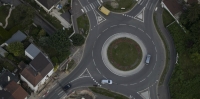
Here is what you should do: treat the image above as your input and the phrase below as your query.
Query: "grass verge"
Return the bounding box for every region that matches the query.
[162,9,175,27]
[89,87,129,99]
[0,5,10,25]
[77,14,89,36]
[107,38,142,71]
[67,59,75,72]
[103,0,137,13]
[153,13,170,85]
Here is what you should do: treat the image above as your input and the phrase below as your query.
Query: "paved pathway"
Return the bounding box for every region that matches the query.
[101,33,147,77]
[3,5,13,28]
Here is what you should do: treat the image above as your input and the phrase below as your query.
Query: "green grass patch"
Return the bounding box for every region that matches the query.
[107,38,142,71]
[77,14,89,36]
[67,59,75,71]
[162,9,175,27]
[103,0,137,13]
[153,13,170,85]
[89,87,128,99]
[0,5,10,25]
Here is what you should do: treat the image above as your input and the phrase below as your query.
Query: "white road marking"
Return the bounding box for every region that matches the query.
[90,4,94,9]
[97,34,101,38]
[93,59,96,66]
[102,75,107,79]
[58,91,63,95]
[86,6,90,11]
[97,0,101,5]
[52,84,57,88]
[140,0,145,5]
[120,84,128,86]
[153,63,156,70]
[110,25,117,27]
[146,33,151,39]
[138,28,144,32]
[91,3,96,9]
[146,0,150,7]
[96,68,101,74]
[129,25,136,28]
[147,71,152,77]
[140,78,146,82]
[152,41,155,45]
[103,28,108,32]
[83,7,87,12]
[130,83,137,85]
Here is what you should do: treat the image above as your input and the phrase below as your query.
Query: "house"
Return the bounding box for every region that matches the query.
[4,81,29,99]
[161,0,200,22]
[25,43,40,60]
[35,0,61,12]
[0,70,19,88]
[20,44,54,92]
[1,30,27,47]
[161,0,183,22]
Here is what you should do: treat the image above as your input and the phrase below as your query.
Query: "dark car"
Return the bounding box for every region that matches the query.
[63,84,71,91]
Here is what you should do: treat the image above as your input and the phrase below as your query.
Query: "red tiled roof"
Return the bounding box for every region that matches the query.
[6,81,28,99]
[20,66,43,87]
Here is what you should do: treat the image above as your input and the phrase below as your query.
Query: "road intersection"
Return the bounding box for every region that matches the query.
[44,0,166,99]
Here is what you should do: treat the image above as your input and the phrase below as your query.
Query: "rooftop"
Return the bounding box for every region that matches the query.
[5,30,27,45]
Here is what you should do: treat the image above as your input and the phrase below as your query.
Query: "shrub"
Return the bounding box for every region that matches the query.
[71,34,85,46]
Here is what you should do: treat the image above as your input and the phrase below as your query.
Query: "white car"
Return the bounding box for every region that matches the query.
[101,80,112,84]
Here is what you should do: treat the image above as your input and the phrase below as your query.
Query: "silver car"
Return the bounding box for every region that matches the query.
[101,80,112,84]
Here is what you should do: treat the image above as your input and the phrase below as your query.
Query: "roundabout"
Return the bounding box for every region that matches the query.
[107,37,142,71]
[102,33,147,77]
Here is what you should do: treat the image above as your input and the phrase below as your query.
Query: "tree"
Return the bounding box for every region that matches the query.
[38,29,46,37]
[71,34,85,46]
[7,42,24,56]
[48,30,71,52]
[186,4,200,24]
[190,52,200,66]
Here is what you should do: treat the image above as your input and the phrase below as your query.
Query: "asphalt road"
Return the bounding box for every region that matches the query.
[44,0,166,99]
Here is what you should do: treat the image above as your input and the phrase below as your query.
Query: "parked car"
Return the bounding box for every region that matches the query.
[63,84,71,91]
[101,80,112,84]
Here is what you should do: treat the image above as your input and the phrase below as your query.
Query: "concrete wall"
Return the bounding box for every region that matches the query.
[35,0,55,12]
[25,51,34,60]
[20,75,38,92]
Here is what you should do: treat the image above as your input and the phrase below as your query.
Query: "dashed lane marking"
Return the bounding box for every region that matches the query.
[110,25,117,27]
[130,83,137,85]
[146,33,151,39]
[138,28,144,32]
[129,25,136,28]
[140,78,146,82]
[93,59,96,66]
[147,71,152,77]
[96,68,101,74]
[103,28,108,32]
